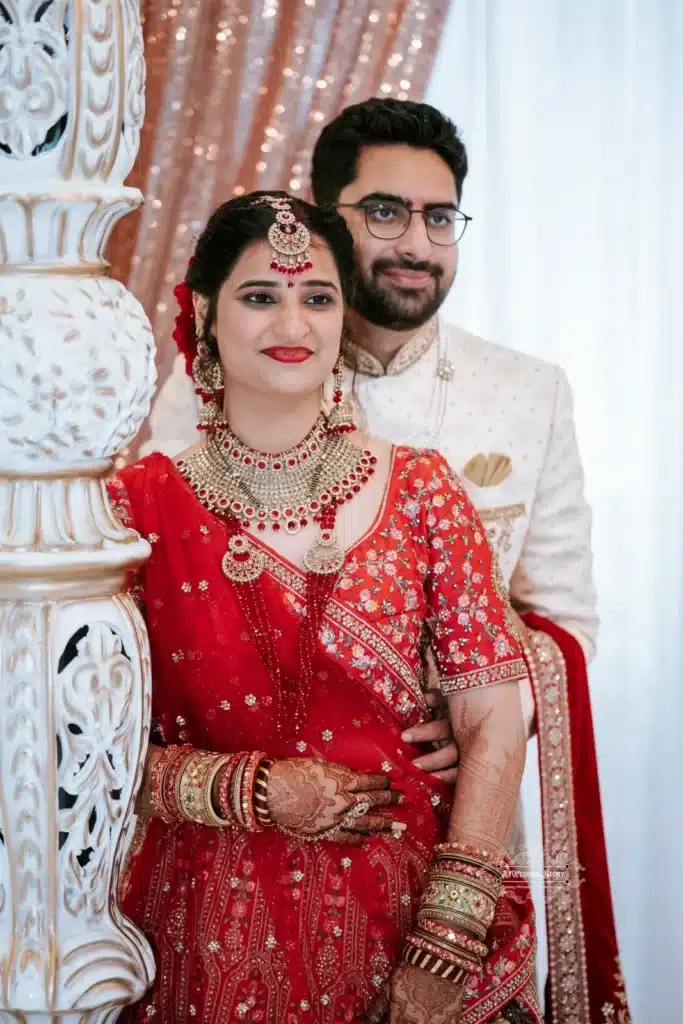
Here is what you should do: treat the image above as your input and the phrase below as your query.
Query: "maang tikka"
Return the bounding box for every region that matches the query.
[256,194,313,277]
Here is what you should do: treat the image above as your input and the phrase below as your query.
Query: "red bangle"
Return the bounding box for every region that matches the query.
[151,745,191,823]
[241,751,268,833]
[216,753,242,824]
[415,919,489,959]
[403,942,466,983]
[253,758,273,828]
[433,841,504,876]
[405,932,483,976]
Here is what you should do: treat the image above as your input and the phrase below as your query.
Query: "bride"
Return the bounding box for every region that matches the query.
[111,191,541,1023]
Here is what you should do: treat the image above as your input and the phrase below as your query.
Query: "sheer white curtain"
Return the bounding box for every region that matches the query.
[426,2,683,1020]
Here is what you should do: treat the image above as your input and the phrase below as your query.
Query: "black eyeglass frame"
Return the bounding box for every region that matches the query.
[334,199,472,246]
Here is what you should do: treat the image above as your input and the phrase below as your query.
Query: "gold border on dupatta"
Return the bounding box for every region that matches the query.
[459,944,537,1024]
[525,629,592,1024]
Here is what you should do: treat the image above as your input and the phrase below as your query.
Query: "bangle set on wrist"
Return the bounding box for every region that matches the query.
[403,840,504,983]
[150,745,273,830]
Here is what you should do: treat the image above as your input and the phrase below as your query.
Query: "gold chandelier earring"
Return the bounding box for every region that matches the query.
[327,354,356,435]
[192,293,226,431]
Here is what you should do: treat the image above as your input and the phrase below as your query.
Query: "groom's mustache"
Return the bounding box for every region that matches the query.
[371,258,443,281]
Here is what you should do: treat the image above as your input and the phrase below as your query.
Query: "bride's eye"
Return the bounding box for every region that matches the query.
[305,293,334,306]
[243,292,276,304]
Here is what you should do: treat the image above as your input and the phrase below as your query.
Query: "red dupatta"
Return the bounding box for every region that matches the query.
[522,612,631,1024]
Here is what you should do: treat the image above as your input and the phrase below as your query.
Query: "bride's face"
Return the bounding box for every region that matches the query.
[213,237,344,400]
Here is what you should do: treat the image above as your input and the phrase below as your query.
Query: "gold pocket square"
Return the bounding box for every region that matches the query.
[463,453,512,488]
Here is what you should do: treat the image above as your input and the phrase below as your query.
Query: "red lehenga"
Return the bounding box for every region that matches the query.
[109,446,542,1024]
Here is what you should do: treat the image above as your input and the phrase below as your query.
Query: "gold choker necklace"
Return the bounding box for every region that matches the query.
[177,416,376,577]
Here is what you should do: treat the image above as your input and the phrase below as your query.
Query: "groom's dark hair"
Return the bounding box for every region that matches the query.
[311,98,468,206]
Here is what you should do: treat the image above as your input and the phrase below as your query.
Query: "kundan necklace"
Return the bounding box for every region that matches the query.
[177,414,376,581]
[176,416,376,736]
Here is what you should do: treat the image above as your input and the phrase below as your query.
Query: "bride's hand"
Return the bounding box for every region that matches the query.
[389,963,464,1024]
[267,757,405,844]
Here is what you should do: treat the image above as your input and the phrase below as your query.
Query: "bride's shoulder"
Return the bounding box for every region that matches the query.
[391,444,453,477]
[389,445,467,501]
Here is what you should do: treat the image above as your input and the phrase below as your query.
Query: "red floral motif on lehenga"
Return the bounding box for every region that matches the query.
[110,448,538,1024]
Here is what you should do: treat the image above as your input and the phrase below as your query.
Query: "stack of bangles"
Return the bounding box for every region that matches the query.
[150,744,274,830]
[403,841,504,983]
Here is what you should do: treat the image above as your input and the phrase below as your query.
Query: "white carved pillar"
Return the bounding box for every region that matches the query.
[0,1,156,1021]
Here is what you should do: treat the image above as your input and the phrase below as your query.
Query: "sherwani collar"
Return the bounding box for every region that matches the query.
[345,317,439,377]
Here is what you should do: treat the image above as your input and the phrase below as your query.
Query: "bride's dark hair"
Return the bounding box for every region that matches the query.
[185,191,356,356]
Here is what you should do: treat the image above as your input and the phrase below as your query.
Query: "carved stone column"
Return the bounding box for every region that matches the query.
[0,1,156,1020]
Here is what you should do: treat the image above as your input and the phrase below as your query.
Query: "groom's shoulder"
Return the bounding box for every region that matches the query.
[443,319,562,388]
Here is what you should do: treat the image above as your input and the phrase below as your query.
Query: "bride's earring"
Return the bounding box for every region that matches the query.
[191,294,225,431]
[327,354,356,435]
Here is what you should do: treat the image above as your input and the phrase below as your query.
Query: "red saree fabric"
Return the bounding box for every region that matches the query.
[522,613,631,1024]
[110,448,541,1024]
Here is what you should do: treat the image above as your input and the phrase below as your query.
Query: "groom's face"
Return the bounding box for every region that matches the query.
[337,144,459,331]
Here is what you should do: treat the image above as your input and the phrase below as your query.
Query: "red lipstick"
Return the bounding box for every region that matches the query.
[261,346,313,364]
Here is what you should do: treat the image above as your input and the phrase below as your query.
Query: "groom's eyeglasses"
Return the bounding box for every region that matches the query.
[335,195,472,246]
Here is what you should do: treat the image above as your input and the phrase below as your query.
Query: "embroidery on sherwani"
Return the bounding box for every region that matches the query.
[345,317,438,377]
[478,504,527,554]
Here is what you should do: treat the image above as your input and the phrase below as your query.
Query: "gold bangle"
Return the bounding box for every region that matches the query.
[429,868,501,904]
[177,751,231,827]
[422,878,497,929]
[203,754,232,826]
[436,851,505,884]
[230,753,250,828]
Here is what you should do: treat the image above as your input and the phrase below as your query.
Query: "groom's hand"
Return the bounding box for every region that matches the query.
[401,691,460,785]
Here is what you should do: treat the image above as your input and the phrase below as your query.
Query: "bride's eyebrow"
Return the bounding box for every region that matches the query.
[300,279,339,291]
[236,279,281,289]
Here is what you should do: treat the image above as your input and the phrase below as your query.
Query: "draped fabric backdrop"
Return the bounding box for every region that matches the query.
[108,0,449,453]
[426,2,683,1021]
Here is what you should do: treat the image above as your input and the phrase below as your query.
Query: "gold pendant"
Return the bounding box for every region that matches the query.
[303,532,345,575]
[221,535,265,583]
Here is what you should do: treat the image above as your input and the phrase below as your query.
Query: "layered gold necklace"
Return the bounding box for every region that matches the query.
[177,415,376,579]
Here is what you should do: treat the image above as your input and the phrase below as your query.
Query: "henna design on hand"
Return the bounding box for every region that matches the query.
[390,963,463,1024]
[447,685,526,854]
[267,758,401,839]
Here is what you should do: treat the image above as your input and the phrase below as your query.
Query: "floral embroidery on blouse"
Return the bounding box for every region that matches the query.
[334,449,527,698]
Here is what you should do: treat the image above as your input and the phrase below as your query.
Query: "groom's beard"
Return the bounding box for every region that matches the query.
[352,257,451,331]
